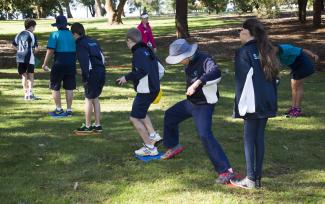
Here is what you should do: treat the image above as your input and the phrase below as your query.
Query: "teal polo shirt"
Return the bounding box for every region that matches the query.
[277,44,302,66]
[47,29,76,69]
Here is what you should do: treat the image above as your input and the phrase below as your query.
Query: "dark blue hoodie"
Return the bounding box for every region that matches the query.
[233,40,277,119]
[125,42,160,93]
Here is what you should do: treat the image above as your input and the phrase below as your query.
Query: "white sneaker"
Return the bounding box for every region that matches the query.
[150,133,162,144]
[135,145,158,156]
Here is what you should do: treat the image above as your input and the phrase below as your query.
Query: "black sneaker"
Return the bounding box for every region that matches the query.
[92,125,103,133]
[49,108,65,116]
[74,124,94,135]
[216,171,236,184]
[66,110,72,117]
[255,178,261,188]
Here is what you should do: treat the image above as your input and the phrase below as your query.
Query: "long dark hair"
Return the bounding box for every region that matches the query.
[243,18,279,81]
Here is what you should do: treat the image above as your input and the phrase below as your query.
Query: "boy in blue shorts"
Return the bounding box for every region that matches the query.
[12,19,39,100]
[42,15,76,117]
[276,44,319,117]
[71,23,106,134]
[116,28,162,156]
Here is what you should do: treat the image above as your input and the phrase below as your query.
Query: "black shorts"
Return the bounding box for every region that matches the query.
[84,73,105,99]
[130,92,159,119]
[18,63,34,75]
[50,65,76,91]
[290,52,315,80]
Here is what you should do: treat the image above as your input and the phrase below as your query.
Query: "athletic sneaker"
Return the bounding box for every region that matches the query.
[74,123,94,135]
[66,110,73,117]
[149,132,163,145]
[134,144,159,156]
[230,177,256,189]
[160,145,185,160]
[287,107,303,118]
[92,125,103,133]
[285,106,294,115]
[216,171,236,184]
[50,108,65,116]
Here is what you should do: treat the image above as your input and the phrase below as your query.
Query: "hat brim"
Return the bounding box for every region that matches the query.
[140,14,149,18]
[165,43,198,64]
[51,23,72,27]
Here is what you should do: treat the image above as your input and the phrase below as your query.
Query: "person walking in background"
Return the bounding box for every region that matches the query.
[276,44,318,117]
[137,12,157,53]
[230,18,279,189]
[163,39,236,184]
[12,19,39,100]
[71,22,106,135]
[116,28,162,156]
[42,15,76,117]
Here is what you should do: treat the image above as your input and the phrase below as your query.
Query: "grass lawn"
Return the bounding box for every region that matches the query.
[0,15,324,203]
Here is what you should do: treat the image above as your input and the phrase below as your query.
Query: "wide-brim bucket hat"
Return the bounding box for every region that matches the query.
[51,15,71,27]
[166,39,198,64]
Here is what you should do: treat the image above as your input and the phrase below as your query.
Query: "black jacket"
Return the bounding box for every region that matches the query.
[233,40,277,119]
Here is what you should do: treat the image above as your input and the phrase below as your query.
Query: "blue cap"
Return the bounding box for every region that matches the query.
[51,15,71,28]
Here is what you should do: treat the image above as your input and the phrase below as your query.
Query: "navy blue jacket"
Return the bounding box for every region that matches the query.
[125,43,160,93]
[233,40,277,119]
[185,51,221,105]
[76,36,106,83]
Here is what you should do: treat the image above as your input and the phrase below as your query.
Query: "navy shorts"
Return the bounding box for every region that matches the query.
[130,92,159,119]
[18,63,34,75]
[50,64,76,91]
[290,52,315,80]
[84,72,105,99]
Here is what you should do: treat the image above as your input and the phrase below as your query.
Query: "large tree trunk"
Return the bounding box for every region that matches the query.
[88,5,96,17]
[95,0,105,17]
[313,0,322,27]
[176,0,189,38]
[64,0,73,18]
[298,0,308,23]
[105,0,126,24]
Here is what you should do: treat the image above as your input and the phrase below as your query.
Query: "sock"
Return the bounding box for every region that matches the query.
[145,144,155,149]
[228,168,233,173]
[67,108,72,112]
[56,107,63,111]
[149,131,156,138]
[95,124,101,127]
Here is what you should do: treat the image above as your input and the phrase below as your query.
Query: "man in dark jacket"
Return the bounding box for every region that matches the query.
[116,28,162,156]
[163,39,235,184]
[71,22,106,135]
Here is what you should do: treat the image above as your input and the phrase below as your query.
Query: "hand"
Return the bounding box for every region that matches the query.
[186,80,202,96]
[116,76,127,85]
[313,54,319,62]
[42,64,50,72]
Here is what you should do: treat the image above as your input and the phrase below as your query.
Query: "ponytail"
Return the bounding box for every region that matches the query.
[243,19,279,81]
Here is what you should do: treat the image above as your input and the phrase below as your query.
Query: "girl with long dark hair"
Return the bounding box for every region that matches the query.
[230,18,279,189]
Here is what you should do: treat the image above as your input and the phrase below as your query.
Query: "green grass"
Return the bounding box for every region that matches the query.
[0,16,325,203]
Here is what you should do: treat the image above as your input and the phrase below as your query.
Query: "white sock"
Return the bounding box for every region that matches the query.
[149,131,156,138]
[67,108,72,112]
[56,107,63,111]
[228,168,233,173]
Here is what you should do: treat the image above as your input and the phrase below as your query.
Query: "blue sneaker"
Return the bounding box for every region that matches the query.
[49,108,65,117]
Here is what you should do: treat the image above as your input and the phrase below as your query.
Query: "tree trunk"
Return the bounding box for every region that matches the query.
[313,0,322,27]
[57,2,64,16]
[105,0,126,25]
[176,0,189,38]
[298,0,307,23]
[64,0,73,18]
[95,0,104,17]
[88,5,96,17]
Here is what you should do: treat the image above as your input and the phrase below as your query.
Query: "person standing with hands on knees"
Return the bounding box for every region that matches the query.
[71,22,106,134]
[230,18,279,189]
[42,15,76,117]
[163,39,236,184]
[116,28,162,156]
[137,12,157,53]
